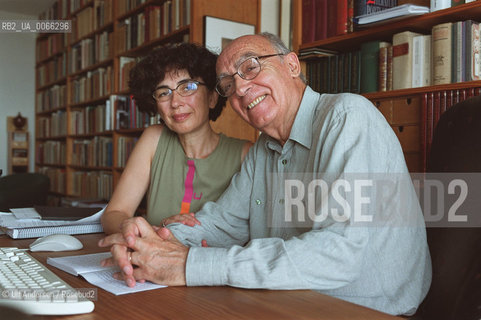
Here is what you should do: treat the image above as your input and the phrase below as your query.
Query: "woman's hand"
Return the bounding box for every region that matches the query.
[161,213,201,227]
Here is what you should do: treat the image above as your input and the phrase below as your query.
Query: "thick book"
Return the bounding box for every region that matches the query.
[354,0,397,16]
[412,34,432,88]
[432,22,453,85]
[465,20,481,81]
[431,0,451,11]
[47,252,166,295]
[392,31,422,90]
[360,40,390,93]
[302,0,316,43]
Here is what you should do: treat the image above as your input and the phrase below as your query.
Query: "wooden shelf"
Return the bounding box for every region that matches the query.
[299,2,481,52]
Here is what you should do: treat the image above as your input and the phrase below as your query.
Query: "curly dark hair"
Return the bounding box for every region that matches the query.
[128,42,227,121]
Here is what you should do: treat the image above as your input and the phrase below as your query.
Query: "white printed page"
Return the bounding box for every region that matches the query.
[47,252,113,276]
[81,269,167,295]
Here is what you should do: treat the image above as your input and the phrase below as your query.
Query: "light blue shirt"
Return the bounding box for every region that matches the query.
[169,87,431,315]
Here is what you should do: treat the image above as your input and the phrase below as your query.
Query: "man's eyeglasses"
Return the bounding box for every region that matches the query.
[152,80,206,102]
[215,53,284,98]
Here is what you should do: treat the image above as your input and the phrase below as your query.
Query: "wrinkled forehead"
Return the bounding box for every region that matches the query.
[217,36,273,75]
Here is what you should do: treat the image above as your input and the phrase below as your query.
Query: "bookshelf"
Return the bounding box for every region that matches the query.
[293,0,481,172]
[35,0,260,204]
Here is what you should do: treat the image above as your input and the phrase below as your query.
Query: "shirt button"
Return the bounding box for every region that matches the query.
[255,199,262,205]
[279,199,285,204]
[281,159,288,165]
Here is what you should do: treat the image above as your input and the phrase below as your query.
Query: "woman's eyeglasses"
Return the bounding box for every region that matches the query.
[152,80,206,102]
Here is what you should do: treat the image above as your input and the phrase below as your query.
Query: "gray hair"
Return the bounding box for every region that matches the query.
[258,32,307,83]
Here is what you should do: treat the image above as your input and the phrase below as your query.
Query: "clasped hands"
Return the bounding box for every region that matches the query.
[98,215,196,287]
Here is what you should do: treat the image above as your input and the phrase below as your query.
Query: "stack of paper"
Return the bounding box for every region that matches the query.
[0,207,104,239]
[354,4,430,26]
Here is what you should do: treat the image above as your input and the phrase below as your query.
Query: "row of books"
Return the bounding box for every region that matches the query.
[68,170,112,200]
[305,19,481,94]
[304,51,361,94]
[36,84,67,113]
[302,0,399,43]
[421,87,481,170]
[37,167,66,195]
[117,136,138,168]
[116,1,190,54]
[70,103,113,135]
[69,31,113,74]
[70,66,113,104]
[114,94,160,130]
[36,141,66,165]
[36,111,67,138]
[119,56,137,91]
[36,34,67,62]
[71,137,113,168]
[37,53,67,88]
[69,1,113,45]
[39,0,91,21]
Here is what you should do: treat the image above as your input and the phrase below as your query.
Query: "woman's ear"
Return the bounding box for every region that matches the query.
[285,52,302,78]
[209,91,219,109]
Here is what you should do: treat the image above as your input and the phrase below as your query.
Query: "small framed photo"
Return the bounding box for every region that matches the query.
[204,16,256,54]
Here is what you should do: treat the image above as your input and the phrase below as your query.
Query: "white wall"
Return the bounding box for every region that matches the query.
[261,0,280,35]
[0,11,37,175]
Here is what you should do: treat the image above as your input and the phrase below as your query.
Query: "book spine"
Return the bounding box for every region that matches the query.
[412,36,423,88]
[392,31,420,90]
[432,23,453,85]
[379,46,389,91]
[337,0,348,36]
[350,50,361,93]
[431,0,451,11]
[387,46,393,91]
[451,0,465,6]
[302,0,316,43]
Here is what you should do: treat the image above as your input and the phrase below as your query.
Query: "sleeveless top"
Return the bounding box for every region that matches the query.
[146,127,247,225]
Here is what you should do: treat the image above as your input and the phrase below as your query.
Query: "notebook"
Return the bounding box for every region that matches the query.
[47,252,167,295]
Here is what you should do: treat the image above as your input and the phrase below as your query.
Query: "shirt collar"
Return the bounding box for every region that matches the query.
[264,86,318,151]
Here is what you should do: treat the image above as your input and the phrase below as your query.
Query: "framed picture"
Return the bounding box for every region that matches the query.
[204,16,255,54]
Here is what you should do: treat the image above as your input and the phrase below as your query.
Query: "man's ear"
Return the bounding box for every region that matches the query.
[285,52,302,78]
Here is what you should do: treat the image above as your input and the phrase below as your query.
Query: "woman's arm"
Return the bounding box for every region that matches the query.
[101,125,163,234]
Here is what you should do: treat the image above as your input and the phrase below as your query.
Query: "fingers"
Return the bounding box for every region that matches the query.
[98,233,127,247]
[201,239,209,247]
[116,217,158,248]
[163,213,201,227]
[157,227,180,243]
[110,244,136,287]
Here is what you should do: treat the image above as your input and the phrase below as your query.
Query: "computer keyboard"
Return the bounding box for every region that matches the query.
[0,247,94,315]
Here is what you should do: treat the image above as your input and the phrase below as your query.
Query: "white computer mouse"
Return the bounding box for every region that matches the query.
[29,234,84,252]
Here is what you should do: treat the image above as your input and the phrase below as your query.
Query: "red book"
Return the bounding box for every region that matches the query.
[421,93,428,172]
[302,0,316,43]
[326,0,338,38]
[315,0,328,40]
[433,91,441,130]
[337,0,348,35]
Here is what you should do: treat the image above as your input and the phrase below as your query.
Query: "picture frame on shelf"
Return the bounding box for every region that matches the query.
[204,16,255,54]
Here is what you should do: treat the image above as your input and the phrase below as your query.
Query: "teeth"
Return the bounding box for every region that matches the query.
[247,95,266,109]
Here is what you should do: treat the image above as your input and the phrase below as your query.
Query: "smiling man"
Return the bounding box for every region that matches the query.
[100,33,431,316]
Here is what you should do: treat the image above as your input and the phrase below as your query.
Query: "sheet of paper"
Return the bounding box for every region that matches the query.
[81,269,167,295]
[10,208,41,219]
[47,252,112,276]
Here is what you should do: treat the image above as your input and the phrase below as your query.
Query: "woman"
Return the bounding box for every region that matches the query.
[101,42,251,235]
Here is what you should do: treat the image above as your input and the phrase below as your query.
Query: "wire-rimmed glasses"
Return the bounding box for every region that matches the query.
[215,53,284,97]
[152,80,206,102]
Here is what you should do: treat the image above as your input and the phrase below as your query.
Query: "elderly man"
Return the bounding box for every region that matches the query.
[100,33,431,316]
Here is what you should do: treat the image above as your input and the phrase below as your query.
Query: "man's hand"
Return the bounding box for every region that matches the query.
[99,216,188,287]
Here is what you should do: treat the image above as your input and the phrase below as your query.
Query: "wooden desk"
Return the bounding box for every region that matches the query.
[0,234,401,320]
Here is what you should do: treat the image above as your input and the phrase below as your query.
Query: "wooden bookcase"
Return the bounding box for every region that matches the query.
[292,0,481,172]
[34,0,260,203]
